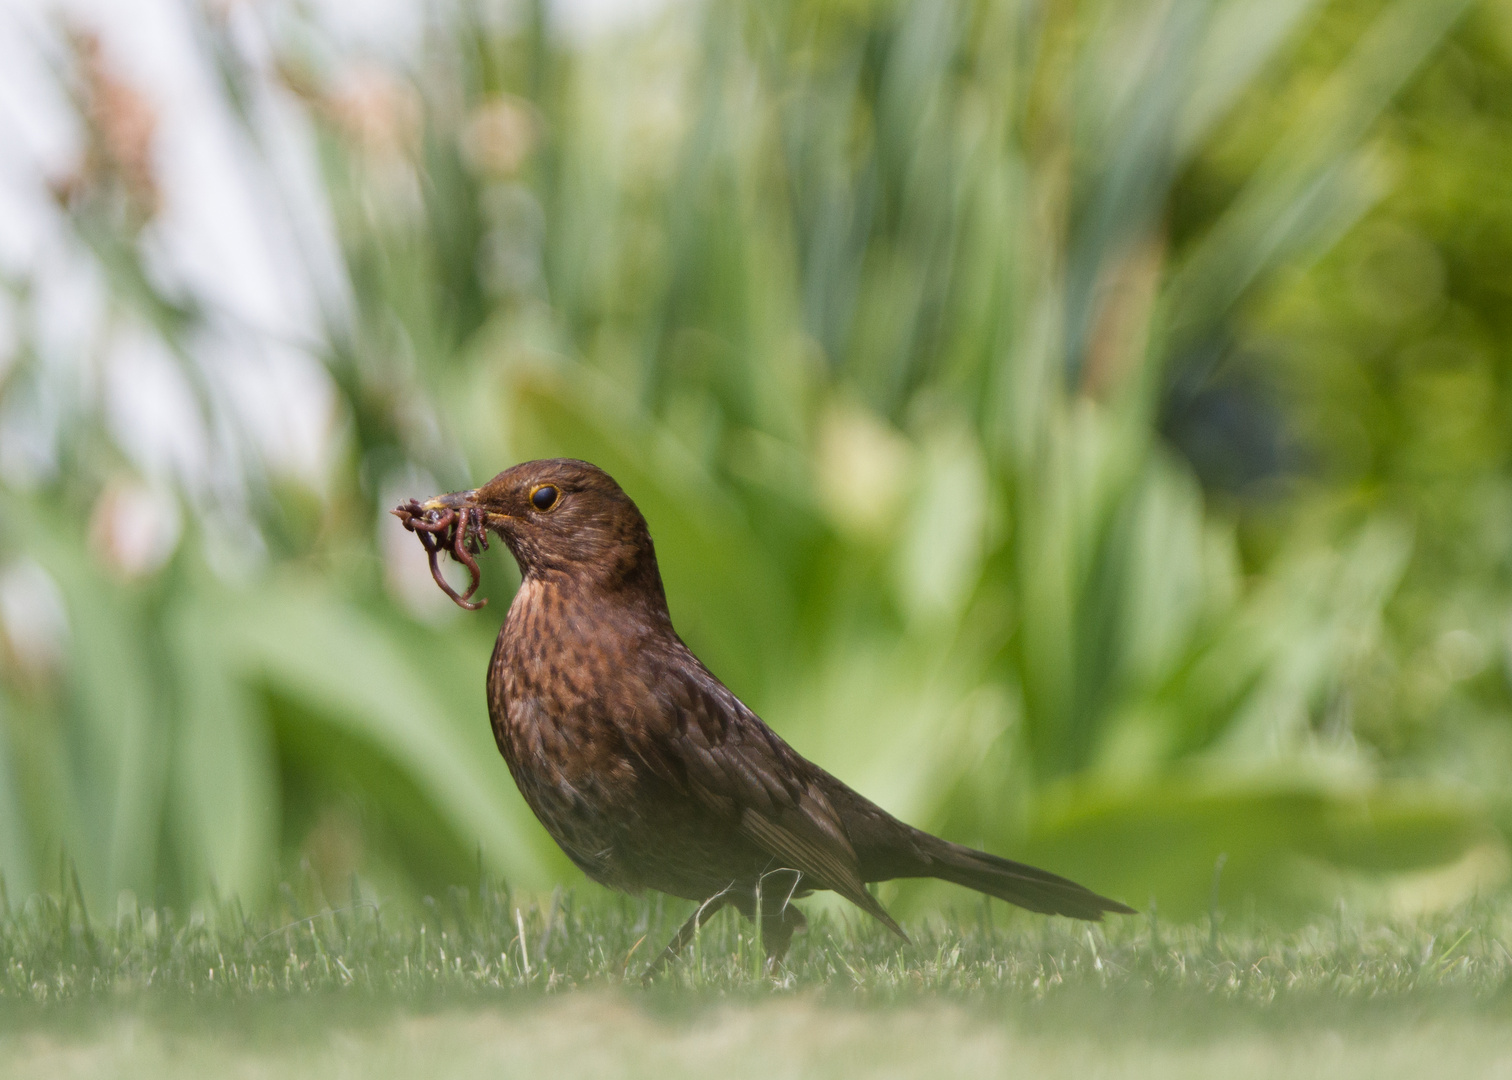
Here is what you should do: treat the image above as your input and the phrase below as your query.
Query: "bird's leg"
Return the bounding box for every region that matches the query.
[744,869,807,971]
[641,891,732,984]
[757,904,807,969]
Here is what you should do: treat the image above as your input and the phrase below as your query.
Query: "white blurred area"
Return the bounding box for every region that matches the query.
[0,0,341,503]
[0,0,669,586]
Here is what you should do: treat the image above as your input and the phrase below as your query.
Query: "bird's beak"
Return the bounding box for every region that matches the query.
[421,489,479,512]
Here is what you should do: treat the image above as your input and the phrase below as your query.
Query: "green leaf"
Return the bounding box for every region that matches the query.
[1024,778,1494,921]
[226,576,557,888]
[23,534,167,905]
[167,588,278,904]
[1168,0,1478,345]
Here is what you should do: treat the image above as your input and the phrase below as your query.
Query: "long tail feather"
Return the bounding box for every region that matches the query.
[916,836,1135,920]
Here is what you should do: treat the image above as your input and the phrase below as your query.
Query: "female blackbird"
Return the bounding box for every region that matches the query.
[408,458,1131,974]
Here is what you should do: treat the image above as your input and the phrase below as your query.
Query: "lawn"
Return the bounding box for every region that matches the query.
[0,882,1508,1077]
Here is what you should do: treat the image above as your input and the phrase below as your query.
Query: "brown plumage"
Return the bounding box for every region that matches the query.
[398,458,1132,975]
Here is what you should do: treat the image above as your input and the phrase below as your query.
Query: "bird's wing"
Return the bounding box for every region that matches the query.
[628,653,905,939]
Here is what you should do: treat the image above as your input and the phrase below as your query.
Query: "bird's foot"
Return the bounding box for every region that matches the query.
[639,892,734,986]
[758,903,807,970]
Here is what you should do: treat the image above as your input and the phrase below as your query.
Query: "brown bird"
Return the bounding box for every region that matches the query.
[396,458,1132,976]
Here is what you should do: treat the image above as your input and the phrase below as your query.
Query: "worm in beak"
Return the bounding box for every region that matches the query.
[391,494,489,610]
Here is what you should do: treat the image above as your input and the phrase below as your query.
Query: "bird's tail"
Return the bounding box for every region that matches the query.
[916,834,1134,920]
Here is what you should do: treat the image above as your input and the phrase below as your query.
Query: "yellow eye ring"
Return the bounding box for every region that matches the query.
[529,484,561,512]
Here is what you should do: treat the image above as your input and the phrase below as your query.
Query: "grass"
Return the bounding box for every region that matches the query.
[0,881,1509,1076]
[5,878,1509,1001]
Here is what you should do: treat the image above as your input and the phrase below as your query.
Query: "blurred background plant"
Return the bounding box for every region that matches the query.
[0,0,1508,922]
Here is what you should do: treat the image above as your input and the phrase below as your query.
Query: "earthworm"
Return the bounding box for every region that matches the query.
[391,499,488,610]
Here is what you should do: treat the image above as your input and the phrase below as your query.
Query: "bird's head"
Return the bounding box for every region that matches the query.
[412,458,665,599]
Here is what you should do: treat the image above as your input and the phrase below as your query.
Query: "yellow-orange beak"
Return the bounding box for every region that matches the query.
[421,489,478,512]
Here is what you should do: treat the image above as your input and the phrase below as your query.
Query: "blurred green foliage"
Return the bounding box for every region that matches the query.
[4,0,1512,922]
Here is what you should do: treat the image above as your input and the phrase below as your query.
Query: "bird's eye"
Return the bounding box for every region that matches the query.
[530,484,560,512]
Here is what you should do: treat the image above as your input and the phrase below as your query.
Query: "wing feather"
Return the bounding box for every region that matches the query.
[625,651,907,940]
